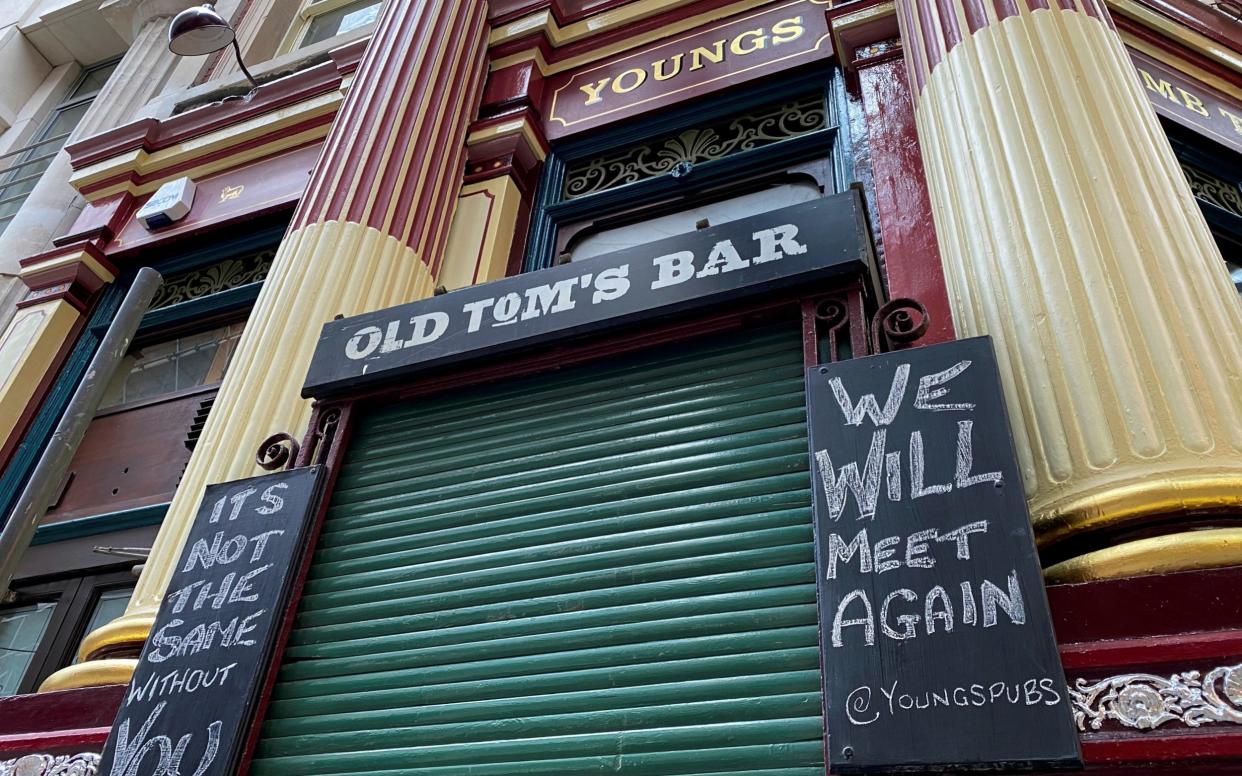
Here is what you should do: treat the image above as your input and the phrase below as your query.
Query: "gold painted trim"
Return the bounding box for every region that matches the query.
[19,250,116,285]
[490,0,832,76]
[547,0,834,130]
[1121,31,1242,102]
[1107,0,1242,75]
[77,613,156,662]
[834,1,897,33]
[831,1,896,64]
[1034,472,1242,548]
[466,117,548,161]
[1045,528,1242,583]
[39,659,137,693]
[70,91,342,202]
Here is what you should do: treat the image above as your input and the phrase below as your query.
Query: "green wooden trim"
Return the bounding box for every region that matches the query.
[31,502,168,546]
[137,281,264,334]
[523,67,846,273]
[0,222,286,534]
[0,280,127,527]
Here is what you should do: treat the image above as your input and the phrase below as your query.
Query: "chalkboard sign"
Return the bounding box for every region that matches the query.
[96,466,326,776]
[806,337,1081,772]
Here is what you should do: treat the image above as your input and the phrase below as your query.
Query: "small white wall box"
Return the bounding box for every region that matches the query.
[137,177,197,229]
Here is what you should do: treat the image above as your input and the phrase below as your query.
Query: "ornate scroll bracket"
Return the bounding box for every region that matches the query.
[256,432,300,471]
[0,753,100,775]
[869,297,930,354]
[1069,664,1242,732]
[297,406,344,468]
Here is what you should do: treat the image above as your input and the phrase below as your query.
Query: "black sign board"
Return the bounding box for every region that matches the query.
[806,337,1081,772]
[303,191,872,397]
[97,466,326,776]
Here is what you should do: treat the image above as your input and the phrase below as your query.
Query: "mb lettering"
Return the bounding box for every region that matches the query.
[342,222,807,361]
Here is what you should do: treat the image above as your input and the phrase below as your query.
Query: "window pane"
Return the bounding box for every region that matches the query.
[0,94,96,233]
[0,603,55,696]
[99,322,245,409]
[569,181,823,262]
[74,588,133,663]
[71,61,119,98]
[301,0,382,47]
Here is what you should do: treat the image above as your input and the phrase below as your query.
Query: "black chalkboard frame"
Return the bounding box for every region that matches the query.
[805,336,1083,774]
[95,465,330,776]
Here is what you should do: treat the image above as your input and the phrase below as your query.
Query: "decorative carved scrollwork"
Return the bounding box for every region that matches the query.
[1180,161,1242,219]
[150,249,275,309]
[1069,663,1242,731]
[869,298,930,354]
[0,753,99,776]
[563,93,827,199]
[256,432,300,471]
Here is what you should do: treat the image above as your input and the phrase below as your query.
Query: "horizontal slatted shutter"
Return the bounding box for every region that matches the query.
[252,323,824,775]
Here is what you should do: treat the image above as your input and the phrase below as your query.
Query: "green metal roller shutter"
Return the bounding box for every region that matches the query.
[252,323,824,775]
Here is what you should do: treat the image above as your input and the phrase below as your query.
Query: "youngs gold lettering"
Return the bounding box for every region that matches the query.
[578,15,806,107]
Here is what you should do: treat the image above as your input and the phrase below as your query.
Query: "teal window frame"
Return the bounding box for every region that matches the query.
[523,66,852,272]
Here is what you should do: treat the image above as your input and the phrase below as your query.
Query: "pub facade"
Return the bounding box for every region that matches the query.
[0,0,1238,772]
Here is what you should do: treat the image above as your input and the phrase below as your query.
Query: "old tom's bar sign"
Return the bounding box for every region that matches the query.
[807,338,1081,772]
[304,191,870,397]
[96,467,326,776]
[544,0,831,138]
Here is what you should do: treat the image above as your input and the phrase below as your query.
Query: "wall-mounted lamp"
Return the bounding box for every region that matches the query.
[168,3,259,88]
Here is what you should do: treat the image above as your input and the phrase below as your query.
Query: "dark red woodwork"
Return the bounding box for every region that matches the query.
[1127,0,1242,62]
[42,388,216,524]
[65,38,364,177]
[19,244,118,307]
[857,54,955,344]
[108,143,319,259]
[540,1,833,140]
[480,61,546,121]
[1048,566,1242,772]
[0,685,124,755]
[465,111,548,196]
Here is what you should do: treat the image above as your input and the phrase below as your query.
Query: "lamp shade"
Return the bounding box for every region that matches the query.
[168,4,235,56]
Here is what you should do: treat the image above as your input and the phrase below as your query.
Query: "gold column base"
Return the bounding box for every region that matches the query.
[38,659,137,693]
[37,613,153,692]
[1045,527,1242,583]
[1033,470,1242,548]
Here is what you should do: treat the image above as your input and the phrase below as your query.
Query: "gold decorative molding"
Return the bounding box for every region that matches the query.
[44,0,492,692]
[489,0,833,75]
[466,115,548,162]
[37,659,138,693]
[1107,0,1242,76]
[69,91,342,202]
[76,614,156,663]
[1045,528,1242,582]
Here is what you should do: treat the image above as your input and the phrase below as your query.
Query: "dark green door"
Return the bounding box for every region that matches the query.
[252,323,824,775]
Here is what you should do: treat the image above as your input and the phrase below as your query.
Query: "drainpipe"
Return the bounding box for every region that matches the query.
[0,267,162,600]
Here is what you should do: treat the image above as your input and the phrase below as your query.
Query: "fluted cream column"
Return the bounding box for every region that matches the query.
[895,0,1242,581]
[41,0,491,691]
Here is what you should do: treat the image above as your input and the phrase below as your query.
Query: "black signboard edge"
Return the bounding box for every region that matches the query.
[234,462,334,776]
[804,336,1084,774]
[301,191,876,400]
[97,464,331,776]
